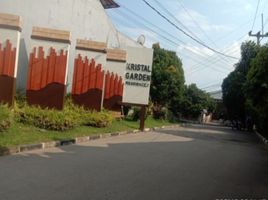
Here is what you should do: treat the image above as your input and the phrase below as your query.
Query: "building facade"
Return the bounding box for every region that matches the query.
[0,0,142,92]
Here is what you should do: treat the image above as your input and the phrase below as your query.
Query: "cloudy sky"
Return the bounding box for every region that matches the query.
[106,0,268,92]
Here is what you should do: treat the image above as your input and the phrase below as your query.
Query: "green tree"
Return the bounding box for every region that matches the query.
[150,43,185,117]
[245,44,268,134]
[222,70,246,121]
[222,41,259,122]
[150,43,216,120]
[178,84,216,119]
[236,41,259,74]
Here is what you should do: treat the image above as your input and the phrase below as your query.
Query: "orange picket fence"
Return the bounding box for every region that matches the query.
[27,47,67,91]
[72,55,104,95]
[0,40,16,77]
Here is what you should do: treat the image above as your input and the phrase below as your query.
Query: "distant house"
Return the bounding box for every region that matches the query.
[209,90,222,102]
[209,90,226,120]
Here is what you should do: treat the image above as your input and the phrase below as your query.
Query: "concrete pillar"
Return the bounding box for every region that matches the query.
[0,13,21,106]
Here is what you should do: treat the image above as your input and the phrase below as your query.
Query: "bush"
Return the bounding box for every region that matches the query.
[122,106,131,117]
[15,90,27,108]
[167,110,179,122]
[16,105,80,131]
[83,110,113,128]
[152,105,167,120]
[0,104,12,132]
[129,107,148,121]
[16,99,114,131]
[65,98,113,128]
[64,98,88,125]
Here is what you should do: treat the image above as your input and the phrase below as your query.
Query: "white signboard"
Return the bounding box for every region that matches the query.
[123,47,153,105]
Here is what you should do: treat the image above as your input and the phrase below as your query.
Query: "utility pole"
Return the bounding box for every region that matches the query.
[249,13,268,45]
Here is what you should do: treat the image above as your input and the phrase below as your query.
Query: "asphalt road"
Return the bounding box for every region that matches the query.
[0,124,268,200]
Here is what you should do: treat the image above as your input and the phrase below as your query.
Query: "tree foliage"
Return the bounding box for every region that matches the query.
[178,84,216,119]
[150,43,215,119]
[222,40,268,135]
[245,44,268,133]
[222,41,259,121]
[150,43,185,117]
[222,70,246,121]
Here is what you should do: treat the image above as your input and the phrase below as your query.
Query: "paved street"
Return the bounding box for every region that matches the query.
[0,124,268,200]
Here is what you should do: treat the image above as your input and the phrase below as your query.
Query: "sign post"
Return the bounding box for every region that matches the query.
[123,47,153,131]
[139,105,146,131]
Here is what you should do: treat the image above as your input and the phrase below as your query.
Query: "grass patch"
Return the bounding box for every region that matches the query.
[0,117,177,148]
[0,104,12,132]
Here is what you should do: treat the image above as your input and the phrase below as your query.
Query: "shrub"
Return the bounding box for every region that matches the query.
[16,105,80,131]
[152,106,167,120]
[129,107,148,121]
[65,98,113,128]
[122,106,131,117]
[15,90,27,108]
[83,110,113,128]
[0,104,12,132]
[167,110,179,122]
[64,98,88,125]
[16,99,114,131]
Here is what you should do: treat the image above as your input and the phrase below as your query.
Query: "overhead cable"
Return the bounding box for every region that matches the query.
[142,0,239,60]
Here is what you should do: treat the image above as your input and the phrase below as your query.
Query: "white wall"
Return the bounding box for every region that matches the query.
[0,0,142,92]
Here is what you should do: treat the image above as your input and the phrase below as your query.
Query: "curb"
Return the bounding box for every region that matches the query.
[255,130,268,145]
[0,124,180,157]
[20,143,43,152]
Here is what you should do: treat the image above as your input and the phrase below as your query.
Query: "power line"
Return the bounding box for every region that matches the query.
[251,0,261,31]
[199,80,223,89]
[115,5,186,45]
[264,16,268,27]
[185,44,240,74]
[214,20,251,42]
[115,1,246,65]
[189,35,250,78]
[110,8,235,73]
[152,0,206,46]
[153,0,233,66]
[183,29,250,73]
[176,0,217,48]
[118,4,233,66]
[142,0,239,60]
[111,7,227,65]
[187,33,248,73]
[176,0,232,66]
[112,10,182,45]
[200,83,222,90]
[109,2,248,76]
[260,0,268,14]
[111,10,228,74]
[249,14,268,45]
